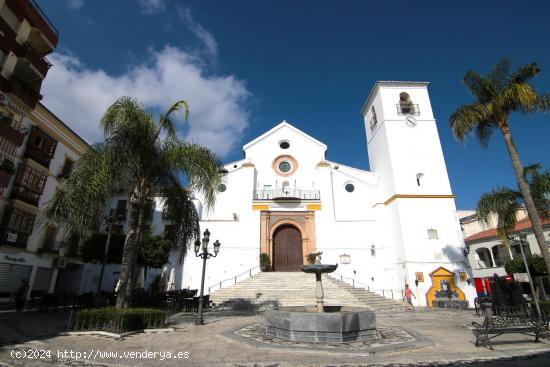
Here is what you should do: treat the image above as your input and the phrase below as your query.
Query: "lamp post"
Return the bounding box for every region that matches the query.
[96,215,123,297]
[509,233,541,317]
[194,229,221,325]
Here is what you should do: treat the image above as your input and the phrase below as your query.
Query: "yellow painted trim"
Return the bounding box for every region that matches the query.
[372,194,456,207]
[306,204,321,211]
[252,204,269,211]
[252,200,321,204]
[316,161,331,168]
[241,162,255,167]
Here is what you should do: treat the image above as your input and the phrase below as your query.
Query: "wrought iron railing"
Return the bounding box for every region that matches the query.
[396,103,420,116]
[253,188,320,200]
[208,265,260,294]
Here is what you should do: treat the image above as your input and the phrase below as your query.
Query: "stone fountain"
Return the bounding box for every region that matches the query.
[264,258,378,343]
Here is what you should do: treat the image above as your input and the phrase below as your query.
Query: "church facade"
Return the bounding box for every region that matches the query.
[178,81,476,307]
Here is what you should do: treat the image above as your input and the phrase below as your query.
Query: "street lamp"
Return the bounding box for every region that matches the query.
[96,215,123,299]
[508,233,541,317]
[194,229,221,325]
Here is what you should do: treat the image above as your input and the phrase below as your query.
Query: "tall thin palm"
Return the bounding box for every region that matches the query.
[476,164,550,244]
[44,97,223,308]
[450,59,550,272]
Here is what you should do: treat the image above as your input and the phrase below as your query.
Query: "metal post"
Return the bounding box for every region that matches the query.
[518,237,541,317]
[196,251,208,325]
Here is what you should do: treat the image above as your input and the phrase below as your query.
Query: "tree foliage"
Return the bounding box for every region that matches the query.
[504,254,548,277]
[43,97,223,307]
[476,164,550,245]
[451,58,550,274]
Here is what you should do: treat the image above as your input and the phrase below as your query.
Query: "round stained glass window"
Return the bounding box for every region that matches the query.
[278,161,291,173]
[218,184,227,192]
[345,183,355,192]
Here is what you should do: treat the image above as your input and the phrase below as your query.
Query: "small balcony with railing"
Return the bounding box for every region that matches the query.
[11,183,41,206]
[0,206,36,249]
[24,126,57,168]
[253,187,320,201]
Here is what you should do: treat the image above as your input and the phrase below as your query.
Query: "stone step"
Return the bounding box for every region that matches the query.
[210,271,407,312]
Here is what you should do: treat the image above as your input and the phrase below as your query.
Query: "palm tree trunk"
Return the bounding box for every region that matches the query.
[501,125,550,273]
[116,195,145,308]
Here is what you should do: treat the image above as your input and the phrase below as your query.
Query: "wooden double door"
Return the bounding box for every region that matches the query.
[272,224,303,272]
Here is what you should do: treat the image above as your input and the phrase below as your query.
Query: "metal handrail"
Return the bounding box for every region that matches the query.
[328,273,405,300]
[207,265,260,294]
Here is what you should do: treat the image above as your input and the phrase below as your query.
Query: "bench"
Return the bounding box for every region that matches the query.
[472,315,549,349]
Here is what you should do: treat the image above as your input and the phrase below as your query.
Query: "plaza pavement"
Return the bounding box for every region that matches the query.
[0,308,549,366]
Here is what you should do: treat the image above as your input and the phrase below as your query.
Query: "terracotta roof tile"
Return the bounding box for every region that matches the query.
[464,217,550,243]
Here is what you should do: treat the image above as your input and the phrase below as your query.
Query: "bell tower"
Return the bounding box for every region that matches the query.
[360,81,475,307]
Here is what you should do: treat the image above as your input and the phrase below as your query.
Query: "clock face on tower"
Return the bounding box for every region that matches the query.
[405,116,417,127]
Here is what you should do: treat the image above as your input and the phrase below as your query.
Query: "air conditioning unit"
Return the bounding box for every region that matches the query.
[53,257,67,268]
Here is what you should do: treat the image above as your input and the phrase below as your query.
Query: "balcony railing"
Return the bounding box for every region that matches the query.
[0,228,30,248]
[476,256,513,269]
[24,145,51,168]
[396,103,420,116]
[11,183,41,206]
[253,188,320,200]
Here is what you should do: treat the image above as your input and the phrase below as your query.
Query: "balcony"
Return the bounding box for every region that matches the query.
[0,206,36,248]
[0,113,25,147]
[253,188,320,200]
[24,145,50,168]
[0,228,29,248]
[15,43,50,78]
[0,16,18,52]
[5,0,58,54]
[0,75,42,109]
[11,183,41,206]
[396,103,420,116]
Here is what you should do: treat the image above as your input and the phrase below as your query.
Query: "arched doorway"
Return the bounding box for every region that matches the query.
[272,224,303,272]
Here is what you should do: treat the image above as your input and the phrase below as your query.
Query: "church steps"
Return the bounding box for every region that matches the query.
[209,272,407,313]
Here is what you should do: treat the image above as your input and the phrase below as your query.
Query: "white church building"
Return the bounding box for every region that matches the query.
[176,81,477,308]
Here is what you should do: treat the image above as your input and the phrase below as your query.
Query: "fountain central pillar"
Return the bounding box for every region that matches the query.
[315,273,324,313]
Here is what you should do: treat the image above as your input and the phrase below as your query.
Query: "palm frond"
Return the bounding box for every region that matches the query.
[156,100,190,140]
[502,83,539,113]
[449,103,494,144]
[101,97,153,137]
[157,174,200,262]
[476,187,523,245]
[508,62,540,84]
[524,164,550,220]
[488,58,512,92]
[463,70,494,102]
[164,141,223,208]
[40,144,112,239]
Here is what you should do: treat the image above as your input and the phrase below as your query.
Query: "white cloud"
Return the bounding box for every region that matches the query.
[41,47,251,157]
[178,8,218,59]
[67,0,84,10]
[138,0,169,14]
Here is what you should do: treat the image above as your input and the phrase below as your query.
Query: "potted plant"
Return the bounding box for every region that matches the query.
[259,252,270,271]
[306,251,323,264]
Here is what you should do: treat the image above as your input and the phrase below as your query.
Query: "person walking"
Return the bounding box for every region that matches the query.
[405,284,416,310]
[14,279,29,321]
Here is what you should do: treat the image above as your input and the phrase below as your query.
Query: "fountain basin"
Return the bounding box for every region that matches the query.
[265,306,378,343]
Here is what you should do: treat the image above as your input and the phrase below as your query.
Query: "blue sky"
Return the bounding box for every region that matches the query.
[40,0,550,210]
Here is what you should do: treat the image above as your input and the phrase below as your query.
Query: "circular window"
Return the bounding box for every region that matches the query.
[278,161,291,173]
[345,183,355,193]
[218,184,227,192]
[279,141,290,149]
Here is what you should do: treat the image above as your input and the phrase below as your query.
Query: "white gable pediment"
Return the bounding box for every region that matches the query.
[243,121,327,154]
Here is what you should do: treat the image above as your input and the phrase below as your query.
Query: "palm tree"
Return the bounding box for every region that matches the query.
[450,58,550,272]
[476,164,550,244]
[44,97,222,308]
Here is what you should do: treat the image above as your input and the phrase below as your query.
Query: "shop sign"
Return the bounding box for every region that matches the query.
[3,254,26,263]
